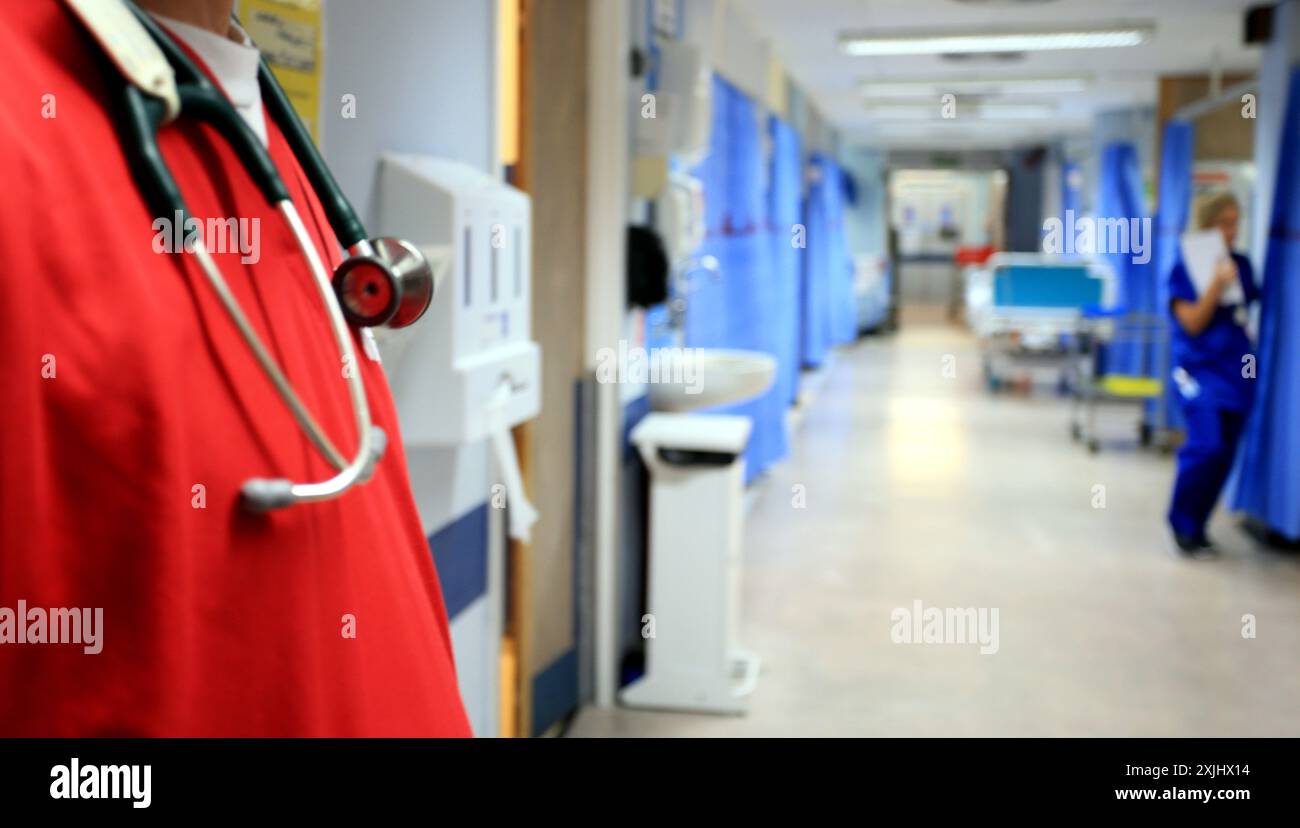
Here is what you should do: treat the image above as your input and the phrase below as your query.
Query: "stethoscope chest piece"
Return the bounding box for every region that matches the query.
[334,238,434,330]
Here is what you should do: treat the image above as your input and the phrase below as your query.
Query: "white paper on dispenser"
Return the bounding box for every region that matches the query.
[487,381,538,543]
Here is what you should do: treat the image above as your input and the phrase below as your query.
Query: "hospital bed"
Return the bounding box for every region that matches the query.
[966,254,1115,393]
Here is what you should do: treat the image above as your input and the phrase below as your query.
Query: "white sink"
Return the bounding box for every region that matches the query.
[648,349,777,412]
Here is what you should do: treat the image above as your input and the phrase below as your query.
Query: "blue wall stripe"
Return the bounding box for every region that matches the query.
[532,647,579,736]
[427,502,489,621]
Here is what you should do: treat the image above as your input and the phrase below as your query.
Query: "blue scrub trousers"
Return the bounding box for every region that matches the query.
[1167,404,1248,539]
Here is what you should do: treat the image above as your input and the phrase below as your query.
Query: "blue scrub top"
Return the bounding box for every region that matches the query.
[1167,252,1260,412]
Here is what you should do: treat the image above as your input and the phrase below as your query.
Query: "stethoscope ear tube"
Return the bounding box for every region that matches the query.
[126,4,290,207]
[176,86,290,204]
[258,61,368,250]
[119,84,186,220]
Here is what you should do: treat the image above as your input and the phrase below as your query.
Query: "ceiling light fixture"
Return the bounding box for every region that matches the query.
[976,103,1057,119]
[860,76,1090,98]
[863,103,1058,120]
[840,25,1152,57]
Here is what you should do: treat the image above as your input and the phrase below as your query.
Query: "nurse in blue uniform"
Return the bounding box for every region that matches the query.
[1166,193,1260,559]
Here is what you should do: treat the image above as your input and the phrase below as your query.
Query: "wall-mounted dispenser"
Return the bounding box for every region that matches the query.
[372,153,541,541]
[654,170,706,264]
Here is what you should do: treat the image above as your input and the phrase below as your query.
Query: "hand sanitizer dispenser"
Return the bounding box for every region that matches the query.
[371,153,541,540]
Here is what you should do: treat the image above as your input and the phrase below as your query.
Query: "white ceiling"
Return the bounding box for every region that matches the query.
[735,0,1264,150]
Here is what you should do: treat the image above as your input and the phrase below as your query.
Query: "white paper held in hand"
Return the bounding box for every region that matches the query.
[1179,229,1244,305]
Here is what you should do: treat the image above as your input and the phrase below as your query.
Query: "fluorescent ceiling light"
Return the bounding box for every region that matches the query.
[865,103,1056,120]
[864,106,942,121]
[840,26,1152,57]
[977,103,1057,119]
[861,77,1090,98]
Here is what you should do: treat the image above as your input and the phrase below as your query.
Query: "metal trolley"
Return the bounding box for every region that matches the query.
[1068,310,1172,454]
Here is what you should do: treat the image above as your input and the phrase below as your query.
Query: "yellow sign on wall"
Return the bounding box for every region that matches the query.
[237,0,323,143]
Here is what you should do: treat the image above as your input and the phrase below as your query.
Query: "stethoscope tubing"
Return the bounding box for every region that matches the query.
[189,231,346,471]
[269,200,375,502]
[117,7,384,511]
[184,198,379,510]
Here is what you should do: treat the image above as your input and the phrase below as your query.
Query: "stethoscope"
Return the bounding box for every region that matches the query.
[111,5,435,513]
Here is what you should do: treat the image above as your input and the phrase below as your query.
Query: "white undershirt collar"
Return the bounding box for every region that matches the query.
[150,13,268,147]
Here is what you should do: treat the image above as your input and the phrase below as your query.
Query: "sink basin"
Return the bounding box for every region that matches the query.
[648,349,777,412]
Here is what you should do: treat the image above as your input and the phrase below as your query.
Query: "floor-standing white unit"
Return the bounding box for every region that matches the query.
[622,413,759,714]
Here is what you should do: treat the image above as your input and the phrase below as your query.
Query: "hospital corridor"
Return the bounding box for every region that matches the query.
[2,0,1300,813]
[574,319,1300,737]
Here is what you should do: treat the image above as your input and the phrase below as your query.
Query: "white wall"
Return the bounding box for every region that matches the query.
[681,0,770,103]
[842,146,887,256]
[321,0,497,224]
[318,0,501,737]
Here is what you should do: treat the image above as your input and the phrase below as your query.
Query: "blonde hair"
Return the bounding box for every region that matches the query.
[1197,191,1240,230]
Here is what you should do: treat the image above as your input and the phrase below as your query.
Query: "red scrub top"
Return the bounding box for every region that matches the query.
[0,3,471,736]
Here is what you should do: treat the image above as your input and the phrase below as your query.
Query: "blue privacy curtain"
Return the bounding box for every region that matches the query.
[684,76,731,350]
[1061,159,1083,219]
[828,164,857,345]
[768,116,803,407]
[719,78,787,479]
[1095,142,1155,376]
[802,154,855,366]
[687,75,788,481]
[801,156,831,368]
[1233,66,1300,541]
[1153,121,1195,430]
